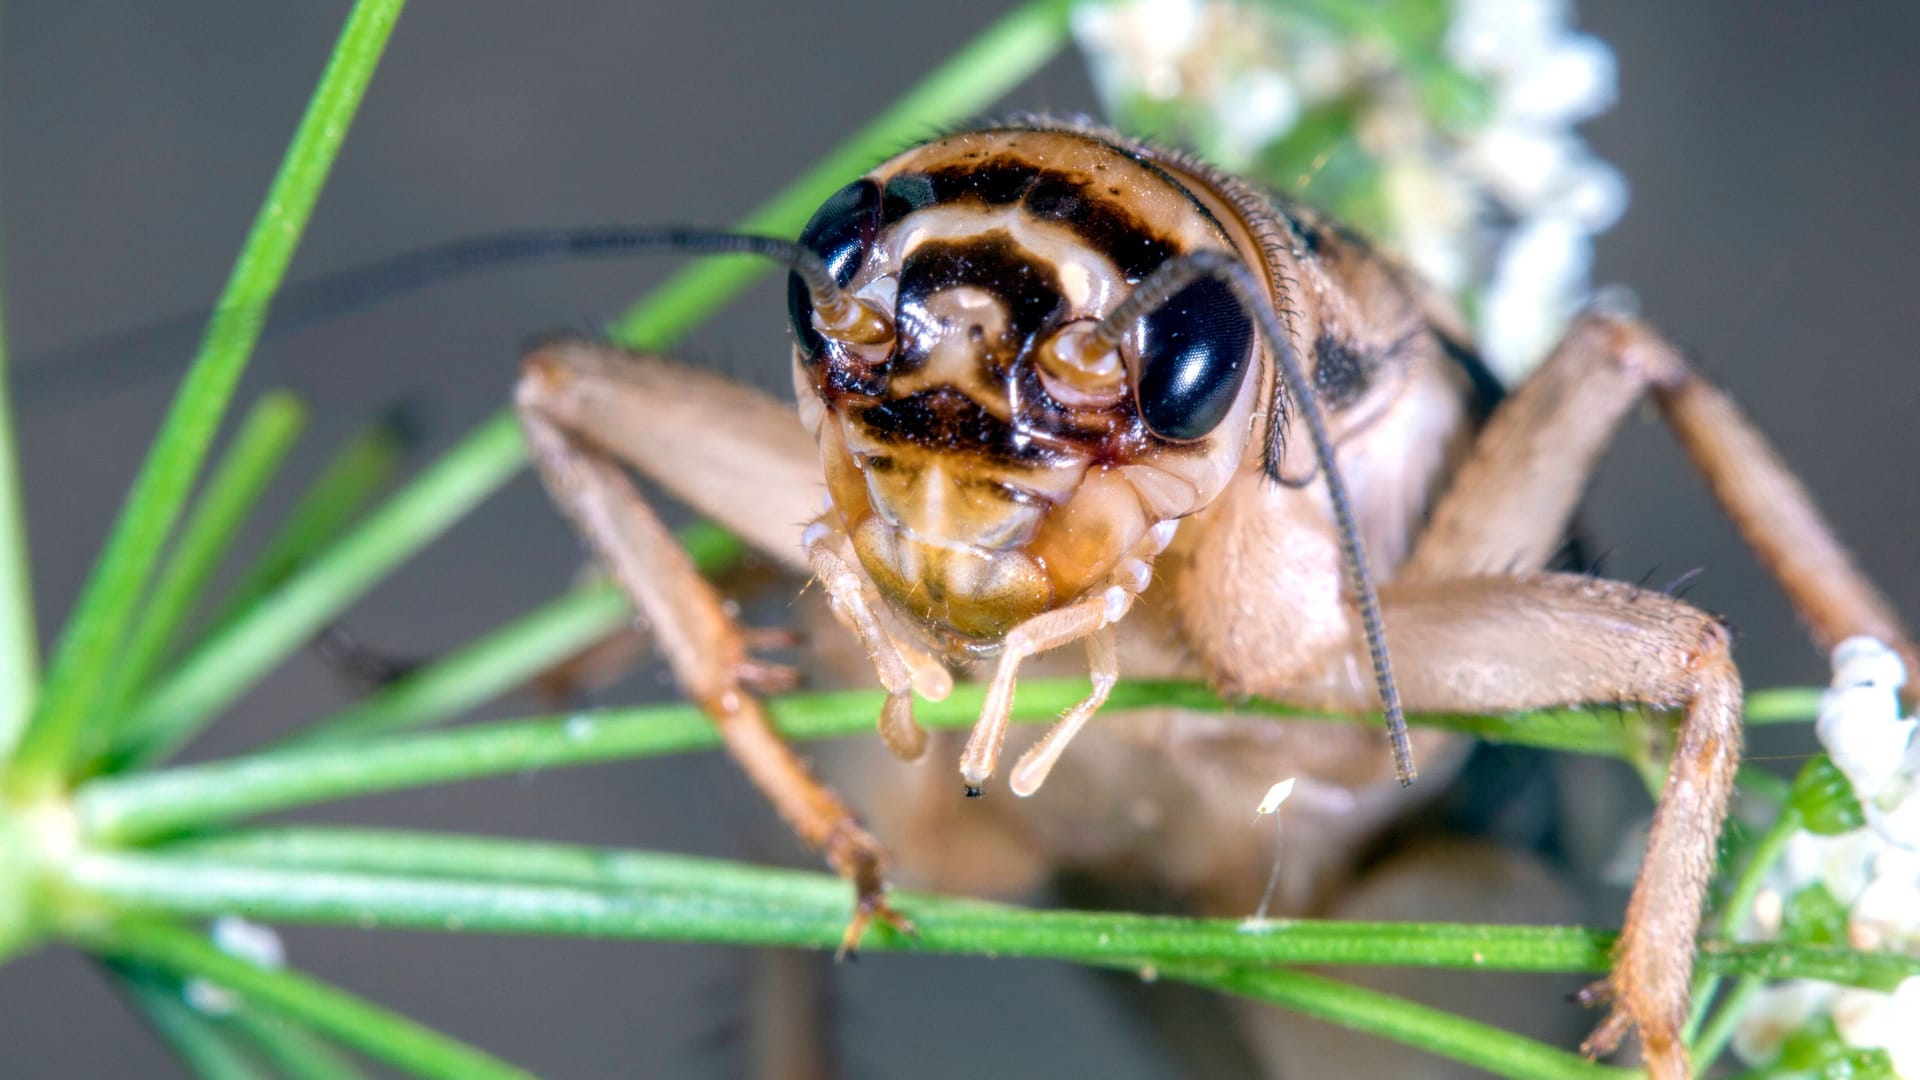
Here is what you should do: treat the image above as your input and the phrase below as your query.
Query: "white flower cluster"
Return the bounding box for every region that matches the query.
[1735,638,1920,1076]
[1072,0,1627,382]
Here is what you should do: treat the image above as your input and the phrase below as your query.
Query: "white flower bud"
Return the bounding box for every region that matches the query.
[1446,0,1568,75]
[1873,780,1920,850]
[1770,830,1881,908]
[1212,70,1300,168]
[1465,127,1580,211]
[1818,638,1916,804]
[1815,830,1881,908]
[1499,33,1617,126]
[1830,988,1897,1053]
[1072,0,1203,102]
[1820,685,1914,802]
[1478,215,1591,381]
[1733,980,1836,1066]
[1890,979,1920,1079]
[1850,847,1920,952]
[1553,157,1629,232]
[1832,636,1909,693]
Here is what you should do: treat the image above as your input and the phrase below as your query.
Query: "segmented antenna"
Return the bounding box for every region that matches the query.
[22,227,853,399]
[1092,249,1415,786]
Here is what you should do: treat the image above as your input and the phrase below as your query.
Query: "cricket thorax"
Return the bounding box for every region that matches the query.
[789,128,1265,651]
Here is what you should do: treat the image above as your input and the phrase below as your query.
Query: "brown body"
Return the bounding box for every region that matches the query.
[514,119,1917,1078]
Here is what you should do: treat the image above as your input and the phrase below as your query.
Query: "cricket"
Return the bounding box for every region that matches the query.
[508,116,1916,1078]
[5,5,1917,1078]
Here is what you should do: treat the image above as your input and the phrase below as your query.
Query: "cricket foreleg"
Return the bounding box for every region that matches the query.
[516,340,906,950]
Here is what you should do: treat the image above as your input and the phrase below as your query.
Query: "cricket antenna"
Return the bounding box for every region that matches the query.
[1091,249,1415,786]
[18,226,861,401]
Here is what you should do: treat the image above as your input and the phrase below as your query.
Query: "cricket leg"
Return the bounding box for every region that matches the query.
[516,337,907,950]
[1281,574,1741,1080]
[1404,311,1916,678]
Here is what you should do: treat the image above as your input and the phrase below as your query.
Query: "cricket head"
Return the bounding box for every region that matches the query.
[789,127,1264,653]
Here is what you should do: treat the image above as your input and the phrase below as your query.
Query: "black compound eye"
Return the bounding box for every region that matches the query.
[1134,276,1255,440]
[788,178,882,362]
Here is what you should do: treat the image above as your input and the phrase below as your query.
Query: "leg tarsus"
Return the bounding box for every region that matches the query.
[1578,992,1632,1059]
[826,818,914,960]
[736,656,802,696]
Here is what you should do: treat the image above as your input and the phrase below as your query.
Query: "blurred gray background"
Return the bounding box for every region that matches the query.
[3,3,1917,1076]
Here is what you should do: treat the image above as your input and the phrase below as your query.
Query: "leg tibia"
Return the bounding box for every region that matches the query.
[1657,375,1918,686]
[516,343,904,946]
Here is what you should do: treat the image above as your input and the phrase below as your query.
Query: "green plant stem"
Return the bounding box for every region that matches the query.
[285,521,743,747]
[1690,975,1765,1077]
[100,391,307,725]
[8,0,407,794]
[1743,688,1822,723]
[78,917,531,1080]
[107,415,526,769]
[69,853,1650,1080]
[603,0,1076,348]
[110,962,269,1080]
[224,1005,369,1080]
[208,407,413,635]
[0,202,36,763]
[1186,967,1636,1080]
[60,841,1918,990]
[76,683,1821,844]
[92,0,1073,775]
[60,846,1615,971]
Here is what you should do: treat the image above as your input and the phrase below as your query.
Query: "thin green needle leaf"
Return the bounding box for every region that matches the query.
[285,522,742,747]
[94,0,1070,772]
[63,841,1919,991]
[289,579,630,746]
[208,406,414,635]
[224,1006,369,1080]
[99,391,307,726]
[0,201,36,762]
[1184,967,1637,1080]
[110,963,270,1080]
[1743,687,1821,724]
[1690,975,1765,1077]
[79,918,532,1080]
[60,848,1616,972]
[76,683,1821,844]
[108,414,526,769]
[9,0,408,794]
